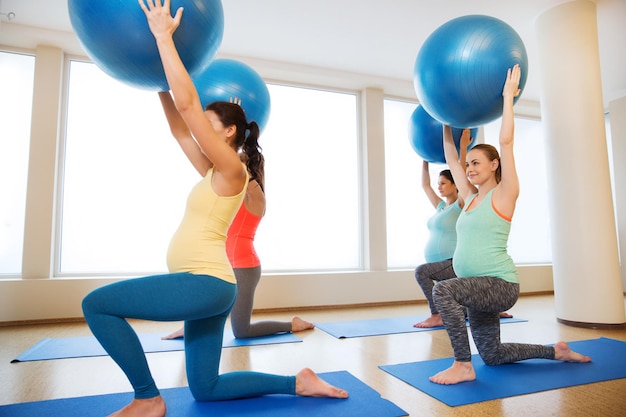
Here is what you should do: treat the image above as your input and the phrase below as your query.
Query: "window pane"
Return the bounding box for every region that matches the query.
[385,100,552,268]
[384,99,434,268]
[61,65,360,275]
[256,84,360,271]
[0,51,34,277]
[484,117,552,264]
[60,60,198,275]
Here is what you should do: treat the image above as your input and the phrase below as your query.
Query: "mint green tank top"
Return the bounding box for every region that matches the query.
[424,200,461,262]
[452,189,519,284]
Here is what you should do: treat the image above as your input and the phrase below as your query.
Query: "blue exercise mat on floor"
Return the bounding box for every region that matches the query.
[11,329,301,362]
[0,371,407,417]
[314,315,526,338]
[379,337,625,407]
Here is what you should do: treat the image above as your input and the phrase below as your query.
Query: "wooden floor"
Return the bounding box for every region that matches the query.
[1,294,625,416]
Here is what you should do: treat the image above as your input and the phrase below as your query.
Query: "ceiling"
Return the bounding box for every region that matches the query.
[1,0,625,108]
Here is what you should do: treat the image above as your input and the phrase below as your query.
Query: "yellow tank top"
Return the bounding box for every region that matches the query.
[166,167,247,283]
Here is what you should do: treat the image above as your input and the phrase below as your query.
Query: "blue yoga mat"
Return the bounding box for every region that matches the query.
[12,329,301,362]
[379,337,625,407]
[315,315,526,338]
[0,371,407,417]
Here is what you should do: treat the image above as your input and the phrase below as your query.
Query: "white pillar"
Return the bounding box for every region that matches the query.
[609,95,626,291]
[535,0,625,326]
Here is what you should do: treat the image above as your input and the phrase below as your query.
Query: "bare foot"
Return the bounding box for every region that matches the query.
[498,311,513,318]
[107,396,165,417]
[161,327,184,340]
[554,341,592,363]
[291,316,315,332]
[295,368,349,398]
[414,314,444,328]
[429,360,476,385]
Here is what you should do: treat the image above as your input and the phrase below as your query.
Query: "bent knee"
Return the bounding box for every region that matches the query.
[189,381,220,402]
[479,352,504,366]
[231,325,251,339]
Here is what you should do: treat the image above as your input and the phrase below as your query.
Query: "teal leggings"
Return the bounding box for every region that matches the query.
[82,272,296,400]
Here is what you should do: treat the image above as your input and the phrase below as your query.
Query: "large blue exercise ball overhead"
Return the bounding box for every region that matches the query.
[414,15,528,128]
[408,105,478,165]
[68,0,224,91]
[193,59,271,132]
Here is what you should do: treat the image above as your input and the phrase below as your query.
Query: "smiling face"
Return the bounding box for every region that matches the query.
[465,147,499,186]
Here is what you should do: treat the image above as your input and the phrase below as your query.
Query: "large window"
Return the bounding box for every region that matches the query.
[60,60,198,275]
[383,99,433,268]
[483,117,552,264]
[60,61,360,275]
[257,85,360,271]
[384,98,552,269]
[0,51,35,277]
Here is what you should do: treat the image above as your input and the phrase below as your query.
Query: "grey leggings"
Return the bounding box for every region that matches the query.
[231,266,292,338]
[414,259,456,315]
[432,276,555,364]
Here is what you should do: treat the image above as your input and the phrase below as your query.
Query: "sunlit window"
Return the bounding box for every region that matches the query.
[256,84,360,271]
[483,117,552,264]
[60,61,360,275]
[60,60,198,275]
[0,51,35,277]
[384,98,552,269]
[383,99,433,268]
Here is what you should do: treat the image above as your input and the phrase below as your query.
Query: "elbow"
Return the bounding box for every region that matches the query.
[174,99,194,115]
[172,90,198,115]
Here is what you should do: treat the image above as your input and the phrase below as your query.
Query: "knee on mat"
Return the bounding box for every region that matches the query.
[231,328,251,339]
[478,350,505,366]
[189,381,220,402]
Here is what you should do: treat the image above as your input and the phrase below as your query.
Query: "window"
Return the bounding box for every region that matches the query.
[384,98,552,268]
[0,51,35,276]
[256,84,360,271]
[60,61,360,275]
[483,117,552,264]
[383,99,433,268]
[59,60,198,275]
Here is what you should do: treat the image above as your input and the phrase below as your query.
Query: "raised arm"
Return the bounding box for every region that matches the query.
[421,160,442,209]
[493,64,521,218]
[443,125,476,201]
[456,129,472,208]
[140,0,244,192]
[158,91,212,176]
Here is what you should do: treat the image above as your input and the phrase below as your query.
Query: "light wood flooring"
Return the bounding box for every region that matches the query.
[1,294,625,416]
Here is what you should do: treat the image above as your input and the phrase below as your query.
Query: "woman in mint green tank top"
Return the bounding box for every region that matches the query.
[428,65,591,386]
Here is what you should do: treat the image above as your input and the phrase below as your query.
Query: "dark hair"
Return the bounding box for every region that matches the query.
[439,169,455,184]
[471,143,501,183]
[205,102,265,191]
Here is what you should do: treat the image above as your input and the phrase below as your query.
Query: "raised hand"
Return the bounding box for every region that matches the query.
[138,0,183,40]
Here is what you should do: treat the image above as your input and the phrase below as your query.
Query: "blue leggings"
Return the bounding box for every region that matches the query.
[82,272,296,400]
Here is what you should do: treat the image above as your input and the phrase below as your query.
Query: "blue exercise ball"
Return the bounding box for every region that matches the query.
[68,0,224,91]
[414,15,528,128]
[408,105,478,165]
[193,59,271,132]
